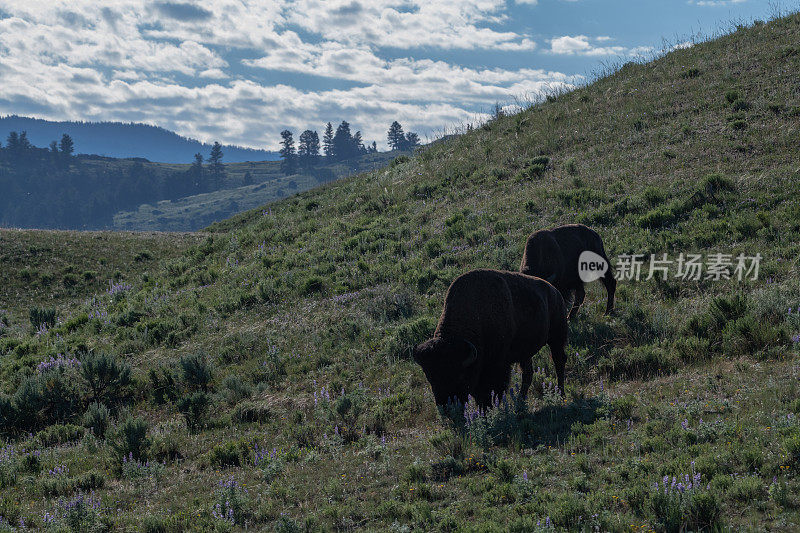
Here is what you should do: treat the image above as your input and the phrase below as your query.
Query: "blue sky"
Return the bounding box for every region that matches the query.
[0,0,784,151]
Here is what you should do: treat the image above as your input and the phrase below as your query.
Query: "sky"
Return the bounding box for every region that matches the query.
[0,0,786,151]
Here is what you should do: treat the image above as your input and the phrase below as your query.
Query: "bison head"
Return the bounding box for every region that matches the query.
[412,337,478,407]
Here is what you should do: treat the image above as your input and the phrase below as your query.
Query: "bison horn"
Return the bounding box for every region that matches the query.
[462,339,478,368]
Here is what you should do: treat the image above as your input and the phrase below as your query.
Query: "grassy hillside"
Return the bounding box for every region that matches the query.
[0,230,203,327]
[2,14,800,532]
[111,150,405,231]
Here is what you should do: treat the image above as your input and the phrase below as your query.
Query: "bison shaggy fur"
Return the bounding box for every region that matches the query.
[520,223,616,319]
[413,269,568,408]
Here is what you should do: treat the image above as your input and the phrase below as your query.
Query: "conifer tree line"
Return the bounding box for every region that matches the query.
[0,131,230,229]
[278,120,419,175]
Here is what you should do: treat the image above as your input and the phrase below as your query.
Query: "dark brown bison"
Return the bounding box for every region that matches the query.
[413,269,568,408]
[520,223,616,319]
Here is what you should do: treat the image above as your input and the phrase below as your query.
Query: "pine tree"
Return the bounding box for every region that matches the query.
[387,121,405,151]
[298,129,320,167]
[59,134,74,157]
[279,130,297,175]
[191,153,204,190]
[5,132,19,153]
[352,131,365,155]
[322,122,334,159]
[404,132,420,149]
[243,171,253,186]
[207,142,225,190]
[18,131,31,150]
[332,121,354,161]
[369,141,378,153]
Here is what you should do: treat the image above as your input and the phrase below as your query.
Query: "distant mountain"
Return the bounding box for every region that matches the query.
[0,116,280,163]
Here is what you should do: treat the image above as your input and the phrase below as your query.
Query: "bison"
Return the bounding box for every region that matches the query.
[520,223,616,319]
[413,269,568,408]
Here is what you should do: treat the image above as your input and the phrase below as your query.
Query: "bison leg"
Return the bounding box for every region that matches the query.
[567,284,585,320]
[550,343,566,397]
[520,360,533,400]
[602,270,617,315]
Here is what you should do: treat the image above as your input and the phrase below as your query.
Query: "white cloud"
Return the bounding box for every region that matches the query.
[0,1,576,150]
[549,35,652,56]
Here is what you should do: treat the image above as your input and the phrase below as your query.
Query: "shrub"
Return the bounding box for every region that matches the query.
[429,430,464,460]
[150,435,183,463]
[29,306,57,330]
[179,353,213,391]
[731,99,751,111]
[62,273,79,289]
[725,90,739,104]
[299,276,325,295]
[222,375,253,405]
[232,401,271,423]
[148,366,179,404]
[13,371,81,430]
[112,416,150,461]
[383,316,436,360]
[390,155,410,167]
[730,119,747,130]
[366,288,415,322]
[80,352,131,404]
[83,402,111,439]
[598,345,677,380]
[209,441,244,468]
[642,186,665,206]
[177,391,210,432]
[556,187,605,207]
[0,396,15,434]
[34,424,85,447]
[728,476,762,502]
[680,67,700,79]
[564,157,577,175]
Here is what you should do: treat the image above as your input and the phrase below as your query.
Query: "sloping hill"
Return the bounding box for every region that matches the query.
[111,149,407,231]
[0,116,279,163]
[1,14,800,531]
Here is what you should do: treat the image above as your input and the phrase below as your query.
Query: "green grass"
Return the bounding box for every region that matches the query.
[2,13,800,532]
[0,229,202,323]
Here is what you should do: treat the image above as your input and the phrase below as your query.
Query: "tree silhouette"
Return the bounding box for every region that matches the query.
[322,122,334,159]
[59,134,74,157]
[387,121,405,150]
[207,142,225,190]
[404,132,420,149]
[353,131,366,155]
[298,129,320,167]
[191,152,204,190]
[279,130,297,175]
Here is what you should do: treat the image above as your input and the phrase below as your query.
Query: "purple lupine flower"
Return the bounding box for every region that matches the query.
[37,354,81,373]
[107,280,133,296]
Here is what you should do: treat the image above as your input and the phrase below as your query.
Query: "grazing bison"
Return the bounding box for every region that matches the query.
[520,223,616,319]
[413,269,568,408]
